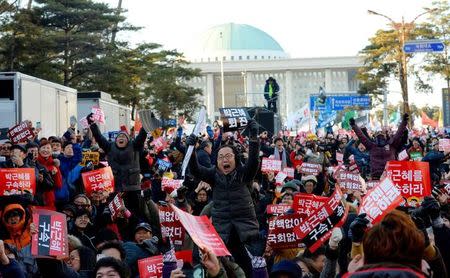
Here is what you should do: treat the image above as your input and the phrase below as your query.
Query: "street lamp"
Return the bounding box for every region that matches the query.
[219,32,225,108]
[241,70,247,107]
[367,9,437,124]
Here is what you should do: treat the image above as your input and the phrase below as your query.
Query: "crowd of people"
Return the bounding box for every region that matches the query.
[0,111,449,278]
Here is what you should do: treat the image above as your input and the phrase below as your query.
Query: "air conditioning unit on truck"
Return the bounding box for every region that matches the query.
[0,72,78,139]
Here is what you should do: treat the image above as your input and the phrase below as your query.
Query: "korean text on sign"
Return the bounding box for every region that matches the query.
[138,250,192,278]
[359,178,402,225]
[80,151,100,166]
[384,161,431,205]
[158,205,185,246]
[219,108,249,131]
[81,166,115,196]
[0,168,36,196]
[292,193,328,217]
[7,121,34,144]
[336,171,362,191]
[267,213,304,249]
[261,158,282,173]
[299,163,322,176]
[31,209,68,259]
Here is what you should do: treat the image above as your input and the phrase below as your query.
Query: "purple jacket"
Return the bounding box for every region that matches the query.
[352,119,407,179]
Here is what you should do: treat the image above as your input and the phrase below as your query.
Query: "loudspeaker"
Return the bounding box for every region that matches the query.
[246,107,275,135]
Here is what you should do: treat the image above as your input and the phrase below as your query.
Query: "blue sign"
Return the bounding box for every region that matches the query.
[317,111,337,128]
[404,40,445,53]
[157,159,172,171]
[310,95,371,111]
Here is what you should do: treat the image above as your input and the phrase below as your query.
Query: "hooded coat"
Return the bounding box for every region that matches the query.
[90,124,147,192]
[2,204,31,251]
[351,118,407,179]
[189,140,260,244]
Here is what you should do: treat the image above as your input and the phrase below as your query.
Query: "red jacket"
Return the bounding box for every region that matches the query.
[289,151,303,169]
[37,155,62,210]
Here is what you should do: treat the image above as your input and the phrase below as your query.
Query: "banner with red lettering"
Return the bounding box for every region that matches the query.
[7,122,34,144]
[158,205,185,246]
[267,213,304,249]
[439,139,450,152]
[293,187,348,253]
[171,204,230,256]
[161,178,183,193]
[359,178,403,225]
[151,137,167,153]
[261,158,282,173]
[292,193,328,217]
[336,171,362,191]
[138,250,193,278]
[91,106,105,124]
[82,167,114,196]
[0,168,36,196]
[266,204,292,217]
[299,163,322,176]
[31,209,68,259]
[384,161,431,206]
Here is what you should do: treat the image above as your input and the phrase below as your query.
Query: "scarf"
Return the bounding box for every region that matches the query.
[274,147,287,168]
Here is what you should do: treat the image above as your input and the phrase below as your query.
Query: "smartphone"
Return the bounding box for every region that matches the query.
[36,122,41,129]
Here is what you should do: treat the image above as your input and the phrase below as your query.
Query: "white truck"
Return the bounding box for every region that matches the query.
[77,91,131,134]
[0,72,78,139]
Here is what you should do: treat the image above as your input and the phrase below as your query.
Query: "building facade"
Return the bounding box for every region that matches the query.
[185,23,363,122]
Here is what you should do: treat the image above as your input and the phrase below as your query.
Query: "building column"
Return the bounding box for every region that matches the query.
[206,73,215,119]
[246,72,253,107]
[325,69,332,92]
[285,70,293,120]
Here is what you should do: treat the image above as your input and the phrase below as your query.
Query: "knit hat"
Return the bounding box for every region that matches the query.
[301,175,317,184]
[116,131,130,142]
[281,181,299,193]
[270,260,302,278]
[10,144,26,153]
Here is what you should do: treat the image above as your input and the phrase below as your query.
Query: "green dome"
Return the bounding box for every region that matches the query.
[200,23,285,52]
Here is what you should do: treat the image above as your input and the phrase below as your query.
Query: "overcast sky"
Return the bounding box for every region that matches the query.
[97,0,447,107]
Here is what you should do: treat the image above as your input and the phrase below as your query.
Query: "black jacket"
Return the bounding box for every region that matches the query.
[189,139,260,243]
[90,123,147,192]
[196,149,212,168]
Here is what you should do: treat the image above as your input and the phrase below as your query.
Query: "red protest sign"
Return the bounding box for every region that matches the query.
[267,213,304,249]
[385,161,431,205]
[299,163,322,176]
[0,168,36,196]
[292,193,328,217]
[293,187,348,253]
[439,139,450,152]
[283,167,295,178]
[138,250,193,278]
[81,167,114,196]
[91,106,105,124]
[7,122,34,144]
[336,171,362,191]
[161,178,183,192]
[266,204,291,217]
[158,205,186,246]
[261,158,282,173]
[359,178,402,225]
[108,194,127,221]
[31,209,68,259]
[170,204,230,257]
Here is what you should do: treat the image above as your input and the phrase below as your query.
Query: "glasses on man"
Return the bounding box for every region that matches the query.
[218,153,234,161]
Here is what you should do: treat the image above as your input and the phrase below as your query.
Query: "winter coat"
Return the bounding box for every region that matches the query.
[0,259,26,278]
[263,80,280,100]
[422,150,446,182]
[289,151,303,170]
[352,119,407,179]
[345,139,370,173]
[90,123,147,192]
[27,159,55,206]
[189,140,260,243]
[1,204,31,251]
[56,144,82,202]
[197,148,212,168]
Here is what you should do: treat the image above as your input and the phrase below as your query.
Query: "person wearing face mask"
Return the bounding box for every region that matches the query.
[0,145,30,169]
[49,137,63,158]
[37,140,62,210]
[350,114,408,180]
